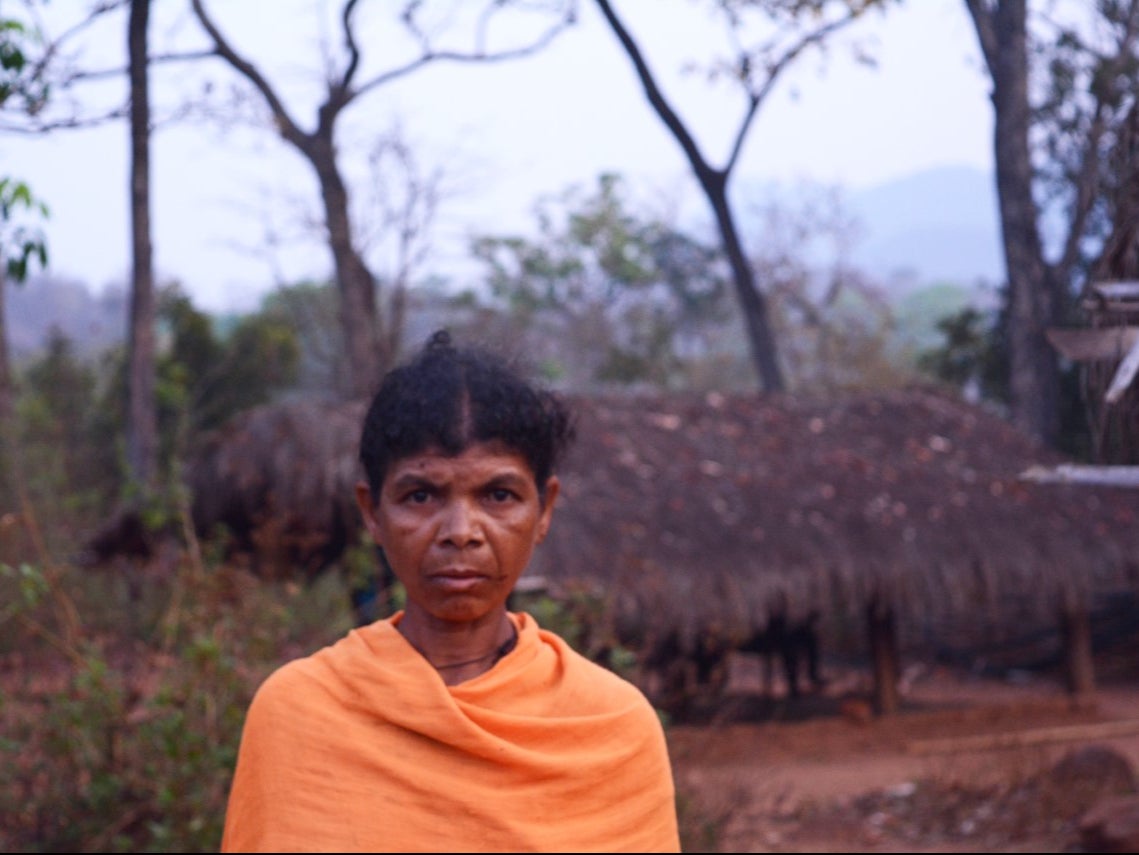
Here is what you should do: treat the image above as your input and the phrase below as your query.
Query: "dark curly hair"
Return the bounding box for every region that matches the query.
[358,330,575,500]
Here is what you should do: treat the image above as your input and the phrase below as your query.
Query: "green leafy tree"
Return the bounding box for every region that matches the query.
[1,2,189,498]
[156,287,300,454]
[0,13,51,503]
[917,306,1009,403]
[0,2,166,499]
[918,301,1092,460]
[94,286,300,505]
[16,328,115,521]
[0,15,48,115]
[258,280,343,396]
[0,178,48,429]
[472,173,742,390]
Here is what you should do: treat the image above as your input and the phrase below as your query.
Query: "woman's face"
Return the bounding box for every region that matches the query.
[355,442,559,626]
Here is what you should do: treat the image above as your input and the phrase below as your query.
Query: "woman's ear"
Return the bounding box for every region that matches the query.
[355,481,381,542]
[536,476,560,543]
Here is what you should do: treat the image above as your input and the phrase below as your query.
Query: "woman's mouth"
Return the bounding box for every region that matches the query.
[430,570,488,592]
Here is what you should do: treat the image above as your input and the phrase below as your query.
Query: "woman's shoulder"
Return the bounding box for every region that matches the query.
[526,621,657,716]
[247,649,325,711]
[248,625,374,708]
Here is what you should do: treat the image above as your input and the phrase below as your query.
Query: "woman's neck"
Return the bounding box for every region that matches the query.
[397,609,517,685]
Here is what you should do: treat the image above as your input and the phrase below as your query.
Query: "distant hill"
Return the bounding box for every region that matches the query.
[847,164,1002,290]
[7,275,126,362]
[4,166,1006,365]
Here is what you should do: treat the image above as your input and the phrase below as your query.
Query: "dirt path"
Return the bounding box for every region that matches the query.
[666,663,1139,852]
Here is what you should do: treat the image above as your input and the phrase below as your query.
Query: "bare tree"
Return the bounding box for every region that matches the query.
[189,0,575,399]
[126,0,157,491]
[353,127,449,366]
[593,0,897,394]
[964,0,1139,446]
[248,126,450,397]
[747,184,905,393]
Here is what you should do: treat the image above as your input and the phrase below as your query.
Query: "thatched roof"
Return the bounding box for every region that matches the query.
[530,386,1139,651]
[181,386,1139,654]
[184,398,366,579]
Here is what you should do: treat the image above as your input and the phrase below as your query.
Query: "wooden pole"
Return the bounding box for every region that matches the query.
[1059,595,1097,699]
[866,594,900,716]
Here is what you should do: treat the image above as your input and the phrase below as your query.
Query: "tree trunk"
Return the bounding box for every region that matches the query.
[126,0,157,490]
[593,0,785,394]
[967,0,1059,447]
[306,133,384,399]
[990,0,1058,446]
[703,173,785,393]
[866,595,900,716]
[1059,597,1096,700]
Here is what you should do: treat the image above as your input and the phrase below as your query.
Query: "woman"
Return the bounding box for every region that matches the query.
[220,330,681,853]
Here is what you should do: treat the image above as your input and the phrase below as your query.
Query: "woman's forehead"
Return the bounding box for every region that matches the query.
[384,441,535,482]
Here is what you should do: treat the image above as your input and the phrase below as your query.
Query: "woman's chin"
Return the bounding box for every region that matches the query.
[418,594,507,625]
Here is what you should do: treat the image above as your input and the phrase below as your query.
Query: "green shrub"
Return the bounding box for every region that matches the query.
[0,540,349,853]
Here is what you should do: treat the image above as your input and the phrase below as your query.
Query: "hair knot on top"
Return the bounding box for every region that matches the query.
[427,329,454,351]
[359,329,576,497]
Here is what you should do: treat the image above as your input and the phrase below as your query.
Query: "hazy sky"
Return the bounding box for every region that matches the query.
[5,0,991,312]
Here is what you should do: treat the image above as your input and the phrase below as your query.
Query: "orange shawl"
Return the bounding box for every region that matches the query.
[221,611,680,853]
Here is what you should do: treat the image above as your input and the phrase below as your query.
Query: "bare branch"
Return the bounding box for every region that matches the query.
[19,1,126,87]
[189,0,307,147]
[336,0,364,94]
[1055,11,1139,278]
[31,1,126,53]
[353,9,573,101]
[1057,105,1108,275]
[728,11,864,174]
[594,0,718,183]
[34,48,216,89]
[0,104,128,133]
[724,92,761,176]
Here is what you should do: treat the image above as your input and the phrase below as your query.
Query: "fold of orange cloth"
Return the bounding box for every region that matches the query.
[221,611,680,853]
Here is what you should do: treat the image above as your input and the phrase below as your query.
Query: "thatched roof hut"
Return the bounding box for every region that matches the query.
[180,386,1139,666]
[529,386,1139,658]
[184,398,366,579]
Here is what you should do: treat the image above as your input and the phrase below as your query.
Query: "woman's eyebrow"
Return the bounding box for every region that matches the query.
[483,471,531,488]
[388,471,437,491]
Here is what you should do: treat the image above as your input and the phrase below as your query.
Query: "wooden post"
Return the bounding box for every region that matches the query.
[1059,595,1096,700]
[866,594,900,716]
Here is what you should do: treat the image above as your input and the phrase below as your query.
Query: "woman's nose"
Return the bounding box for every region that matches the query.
[438,498,483,546]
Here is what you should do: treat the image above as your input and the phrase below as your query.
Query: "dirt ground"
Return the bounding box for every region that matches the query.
[665,652,1139,852]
